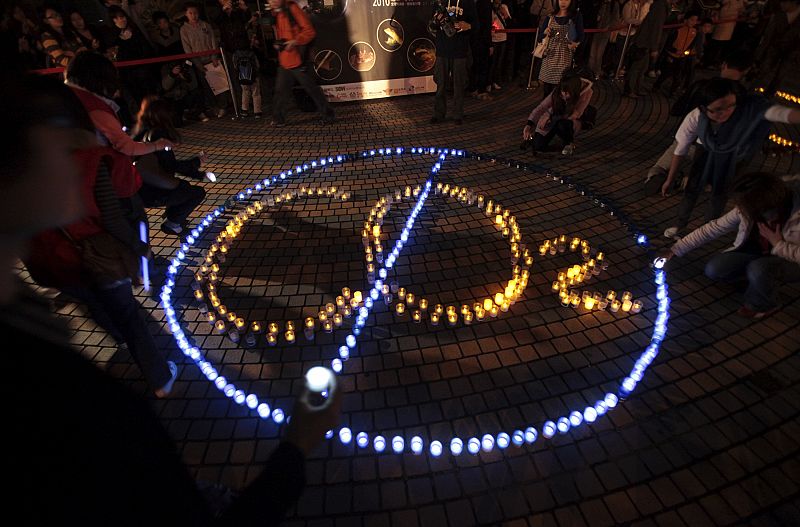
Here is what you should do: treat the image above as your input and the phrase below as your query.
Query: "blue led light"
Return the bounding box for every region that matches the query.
[374,435,386,453]
[450,438,463,456]
[542,421,556,439]
[497,433,510,449]
[392,436,404,453]
[430,440,442,457]
[467,437,480,455]
[357,432,369,448]
[339,427,352,444]
[272,408,285,423]
[411,436,423,454]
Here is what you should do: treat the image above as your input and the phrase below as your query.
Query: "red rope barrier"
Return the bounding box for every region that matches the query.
[493,16,741,34]
[30,49,220,75]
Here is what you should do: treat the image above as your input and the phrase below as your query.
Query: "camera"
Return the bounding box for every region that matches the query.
[274,38,287,51]
[431,0,458,38]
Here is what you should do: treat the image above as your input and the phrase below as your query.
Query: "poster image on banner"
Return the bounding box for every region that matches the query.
[302,0,439,101]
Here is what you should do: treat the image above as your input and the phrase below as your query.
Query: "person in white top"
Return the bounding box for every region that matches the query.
[661,78,800,239]
[660,173,800,318]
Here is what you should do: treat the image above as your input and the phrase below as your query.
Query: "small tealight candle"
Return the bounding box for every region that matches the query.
[286,321,296,332]
[475,307,486,320]
[398,288,406,300]
[430,312,440,325]
[325,303,336,316]
[395,303,406,316]
[318,310,328,322]
[621,291,632,302]
[268,322,279,334]
[235,317,245,330]
[631,300,643,314]
[610,300,621,312]
[483,298,493,311]
[461,304,470,316]
[552,281,561,292]
[606,291,616,302]
[622,299,632,312]
[353,290,363,303]
[406,293,415,306]
[285,330,295,343]
[419,298,428,311]
[323,320,333,333]
[412,310,422,323]
[206,312,216,324]
[267,333,277,346]
[561,293,571,307]
[434,304,444,315]
[305,317,315,330]
[217,304,227,316]
[342,287,351,300]
[194,289,204,300]
[463,312,473,324]
[494,293,505,306]
[570,294,581,308]
[350,298,360,309]
[495,214,503,226]
[584,296,596,310]
[447,313,458,326]
[501,301,510,312]
[336,295,345,308]
[214,320,226,333]
[490,305,499,318]
[343,306,352,318]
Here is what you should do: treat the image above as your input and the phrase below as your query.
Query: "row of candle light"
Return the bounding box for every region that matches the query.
[540,235,644,314]
[361,183,531,328]
[158,146,670,458]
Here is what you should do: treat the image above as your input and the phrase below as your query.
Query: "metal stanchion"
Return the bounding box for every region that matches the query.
[614,24,633,82]
[219,46,240,119]
[526,27,541,91]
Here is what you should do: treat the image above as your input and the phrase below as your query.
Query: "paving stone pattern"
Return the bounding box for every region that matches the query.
[31,82,800,526]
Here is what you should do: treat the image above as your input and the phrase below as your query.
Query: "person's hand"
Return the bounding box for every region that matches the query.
[199,150,208,165]
[284,384,342,456]
[661,177,674,197]
[522,124,532,141]
[758,222,784,245]
[567,41,579,51]
[454,21,471,31]
[155,138,175,151]
[172,65,182,75]
[655,248,674,261]
[120,28,132,40]
[544,27,551,36]
[92,38,101,49]
[284,39,297,50]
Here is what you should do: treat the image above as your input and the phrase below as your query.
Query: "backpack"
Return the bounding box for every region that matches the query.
[234,49,258,85]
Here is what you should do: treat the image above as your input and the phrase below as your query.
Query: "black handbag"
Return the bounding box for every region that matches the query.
[61,229,141,286]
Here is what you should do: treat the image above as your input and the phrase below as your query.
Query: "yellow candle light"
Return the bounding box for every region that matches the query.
[447,313,458,326]
[419,298,428,311]
[333,313,343,326]
[206,312,217,324]
[464,312,474,324]
[606,291,616,302]
[353,290,363,303]
[267,333,277,346]
[342,287,351,300]
[570,294,581,308]
[622,299,632,312]
[434,304,444,315]
[430,312,440,325]
[194,289,204,301]
[325,303,336,316]
[305,317,315,330]
[398,288,406,300]
[343,305,352,318]
[318,310,328,322]
[372,225,381,239]
[210,297,221,308]
[494,293,505,306]
[631,300,643,314]
[336,295,345,307]
[350,298,360,309]
[395,303,406,316]
[584,296,596,310]
[622,291,632,302]
[476,307,486,320]
[323,320,333,333]
[561,293,571,307]
[461,304,470,316]
[495,214,503,226]
[406,293,415,306]
[552,280,561,292]
[483,298,493,311]
[285,330,295,343]
[217,305,227,316]
[610,300,621,312]
[268,322,279,334]
[501,301,510,312]
[412,310,422,323]
[250,321,261,333]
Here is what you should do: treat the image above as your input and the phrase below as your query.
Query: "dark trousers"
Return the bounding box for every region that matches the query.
[61,280,171,389]
[433,56,468,120]
[624,45,649,95]
[534,119,574,150]
[675,149,729,230]
[489,41,507,84]
[704,252,800,310]
[542,82,557,97]
[138,180,206,225]
[654,56,694,95]
[469,39,491,92]
[273,64,333,123]
[170,88,204,127]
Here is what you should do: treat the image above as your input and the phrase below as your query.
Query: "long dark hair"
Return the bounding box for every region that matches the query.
[134,96,181,142]
[556,0,578,19]
[731,172,791,224]
[553,74,583,116]
[66,51,120,99]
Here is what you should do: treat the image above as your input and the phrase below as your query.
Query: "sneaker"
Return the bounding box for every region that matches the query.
[254,112,262,119]
[216,108,226,118]
[240,110,249,118]
[492,82,502,90]
[270,119,286,127]
[155,361,178,398]
[736,305,780,319]
[663,226,681,240]
[476,92,492,101]
[199,112,211,122]
[160,220,183,235]
[561,144,575,155]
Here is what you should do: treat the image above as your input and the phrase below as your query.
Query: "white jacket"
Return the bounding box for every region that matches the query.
[671,176,800,265]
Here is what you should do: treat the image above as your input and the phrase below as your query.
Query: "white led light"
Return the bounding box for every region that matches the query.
[450,438,463,456]
[272,408,285,423]
[305,366,333,393]
[430,440,442,457]
[392,436,404,453]
[542,421,556,439]
[257,403,270,418]
[467,437,480,454]
[374,435,386,452]
[411,436,423,454]
[339,427,352,444]
[357,432,369,448]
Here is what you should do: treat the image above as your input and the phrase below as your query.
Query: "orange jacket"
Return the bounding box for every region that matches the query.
[274,2,315,69]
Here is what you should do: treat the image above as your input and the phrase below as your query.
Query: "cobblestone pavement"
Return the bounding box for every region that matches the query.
[34,80,800,526]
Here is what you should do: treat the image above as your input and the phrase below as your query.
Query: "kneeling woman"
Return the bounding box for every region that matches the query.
[661,173,800,318]
[522,74,595,156]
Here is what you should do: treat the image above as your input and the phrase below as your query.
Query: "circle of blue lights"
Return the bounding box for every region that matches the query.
[159,146,669,457]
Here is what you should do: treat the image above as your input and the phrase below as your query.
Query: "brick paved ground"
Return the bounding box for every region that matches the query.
[29,80,800,526]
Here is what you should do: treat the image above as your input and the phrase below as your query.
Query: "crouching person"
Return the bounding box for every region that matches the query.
[133,96,207,236]
[522,73,595,156]
[660,173,800,318]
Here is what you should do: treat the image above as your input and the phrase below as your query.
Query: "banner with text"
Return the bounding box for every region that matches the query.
[306,0,437,101]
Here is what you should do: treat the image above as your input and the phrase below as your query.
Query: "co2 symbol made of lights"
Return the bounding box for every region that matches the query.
[160,147,670,458]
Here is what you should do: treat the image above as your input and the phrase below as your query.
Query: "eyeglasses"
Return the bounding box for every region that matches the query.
[704,103,736,115]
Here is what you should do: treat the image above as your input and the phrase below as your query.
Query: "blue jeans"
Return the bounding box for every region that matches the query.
[61,280,172,390]
[704,251,800,310]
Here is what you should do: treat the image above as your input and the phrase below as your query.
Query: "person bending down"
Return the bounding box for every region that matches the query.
[522,74,595,156]
[660,173,800,319]
[133,96,208,236]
